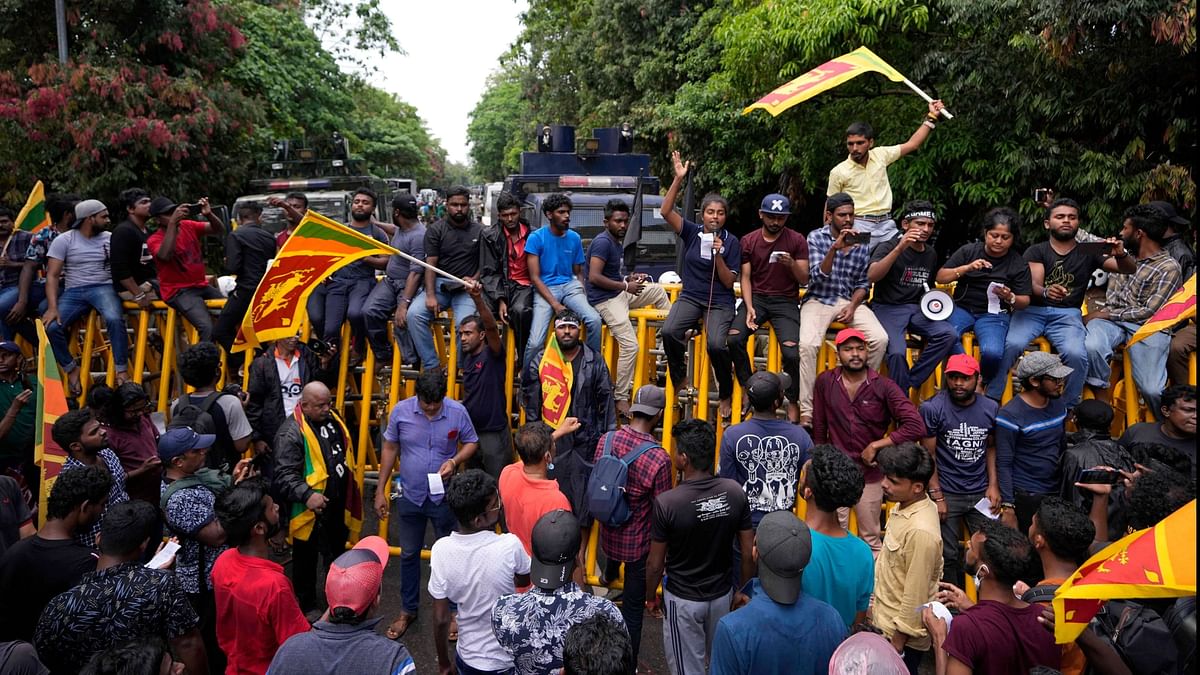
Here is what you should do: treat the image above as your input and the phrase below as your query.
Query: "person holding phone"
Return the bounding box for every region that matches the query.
[147,195,226,342]
[796,192,889,427]
[988,197,1136,405]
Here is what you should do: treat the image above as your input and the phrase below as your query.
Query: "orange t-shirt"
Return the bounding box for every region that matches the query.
[498,463,572,555]
[1038,577,1086,675]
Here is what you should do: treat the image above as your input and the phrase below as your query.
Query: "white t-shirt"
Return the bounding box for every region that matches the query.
[274,353,302,418]
[47,229,112,289]
[428,530,531,671]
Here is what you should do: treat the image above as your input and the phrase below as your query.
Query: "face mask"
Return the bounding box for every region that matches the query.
[972,563,989,590]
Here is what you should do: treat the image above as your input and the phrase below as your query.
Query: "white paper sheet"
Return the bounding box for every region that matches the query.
[145,540,180,569]
[986,282,1004,314]
[428,472,445,496]
[699,233,714,261]
[974,496,1001,520]
[919,600,954,630]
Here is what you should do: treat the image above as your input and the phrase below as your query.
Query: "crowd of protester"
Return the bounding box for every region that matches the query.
[0,103,1197,675]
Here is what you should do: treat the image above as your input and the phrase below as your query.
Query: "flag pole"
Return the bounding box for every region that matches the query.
[902,78,954,119]
[391,247,468,287]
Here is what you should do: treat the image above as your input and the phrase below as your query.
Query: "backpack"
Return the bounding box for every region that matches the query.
[1020,584,1059,605]
[170,392,230,472]
[586,434,660,528]
[1090,600,1179,674]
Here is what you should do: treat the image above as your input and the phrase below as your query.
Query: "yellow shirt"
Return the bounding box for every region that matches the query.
[826,144,903,216]
[871,496,943,651]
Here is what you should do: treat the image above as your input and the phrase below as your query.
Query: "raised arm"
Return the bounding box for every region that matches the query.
[898,100,945,157]
[659,151,689,235]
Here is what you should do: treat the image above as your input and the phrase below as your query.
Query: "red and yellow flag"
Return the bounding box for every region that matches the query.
[34,319,70,527]
[288,406,362,543]
[743,46,906,117]
[1052,499,1196,644]
[538,334,574,429]
[15,181,51,233]
[1127,273,1195,346]
[234,210,399,352]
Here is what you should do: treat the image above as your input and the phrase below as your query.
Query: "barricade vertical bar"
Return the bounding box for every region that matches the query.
[157,308,178,415]
[132,307,149,385]
[334,322,352,413]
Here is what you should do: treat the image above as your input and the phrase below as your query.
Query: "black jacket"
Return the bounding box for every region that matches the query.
[1059,429,1134,530]
[273,413,349,505]
[245,346,337,447]
[226,225,277,289]
[479,219,533,312]
[521,344,615,463]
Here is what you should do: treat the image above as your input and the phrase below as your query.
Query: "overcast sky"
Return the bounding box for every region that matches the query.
[365,0,529,166]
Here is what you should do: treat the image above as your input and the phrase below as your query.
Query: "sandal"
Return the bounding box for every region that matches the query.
[385,612,417,640]
[448,614,459,642]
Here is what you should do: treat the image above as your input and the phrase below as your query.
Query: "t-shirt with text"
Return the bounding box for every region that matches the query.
[869,236,937,305]
[920,391,998,495]
[651,475,751,601]
[718,417,811,525]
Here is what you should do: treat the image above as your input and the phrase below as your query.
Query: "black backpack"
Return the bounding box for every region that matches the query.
[170,392,231,472]
[1090,600,1179,674]
[586,434,660,528]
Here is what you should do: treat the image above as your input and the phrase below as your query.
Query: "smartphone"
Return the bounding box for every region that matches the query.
[769,251,785,263]
[185,203,202,218]
[1077,468,1122,485]
[847,231,872,245]
[1075,241,1112,258]
[1034,188,1052,203]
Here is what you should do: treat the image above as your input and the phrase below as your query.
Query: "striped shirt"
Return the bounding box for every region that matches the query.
[805,225,871,306]
[995,397,1069,501]
[1104,250,1182,323]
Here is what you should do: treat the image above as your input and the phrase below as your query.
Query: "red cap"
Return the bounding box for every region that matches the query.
[834,328,868,346]
[945,354,981,376]
[325,536,390,615]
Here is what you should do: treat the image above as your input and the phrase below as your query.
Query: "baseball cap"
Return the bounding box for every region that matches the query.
[628,385,666,416]
[760,193,791,216]
[0,341,21,354]
[746,371,790,409]
[530,510,580,590]
[1073,399,1115,431]
[157,427,216,462]
[944,354,981,377]
[71,199,108,228]
[1014,351,1073,381]
[326,536,391,615]
[834,328,867,346]
[755,511,811,604]
[1147,200,1189,228]
[149,196,179,218]
[392,193,419,217]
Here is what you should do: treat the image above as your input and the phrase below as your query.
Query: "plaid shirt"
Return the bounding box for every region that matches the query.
[1,230,33,288]
[1105,250,1182,323]
[592,427,672,562]
[805,225,871,305]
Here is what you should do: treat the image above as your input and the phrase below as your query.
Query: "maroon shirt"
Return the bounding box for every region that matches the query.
[593,427,672,562]
[812,368,926,482]
[103,416,160,505]
[740,227,810,296]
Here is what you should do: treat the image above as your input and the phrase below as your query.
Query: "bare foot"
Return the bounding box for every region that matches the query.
[787,402,802,424]
[616,400,631,420]
[718,398,732,421]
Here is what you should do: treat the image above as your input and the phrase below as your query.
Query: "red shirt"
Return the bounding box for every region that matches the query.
[147,220,208,301]
[275,229,291,250]
[212,548,310,675]
[740,227,809,297]
[505,224,531,286]
[498,462,571,554]
[103,416,159,506]
[812,368,926,483]
[592,427,673,562]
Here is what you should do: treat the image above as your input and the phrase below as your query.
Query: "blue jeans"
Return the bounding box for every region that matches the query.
[872,303,958,390]
[406,278,478,370]
[0,283,47,344]
[1085,318,1169,416]
[46,283,129,373]
[948,308,1012,386]
[524,278,602,369]
[394,495,456,614]
[988,306,1087,404]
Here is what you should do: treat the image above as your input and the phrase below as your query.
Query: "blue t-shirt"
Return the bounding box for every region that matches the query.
[718,418,811,525]
[710,580,846,675]
[526,226,584,287]
[920,391,998,495]
[330,223,388,280]
[801,529,874,628]
[679,218,740,306]
[996,396,1068,501]
[586,230,623,305]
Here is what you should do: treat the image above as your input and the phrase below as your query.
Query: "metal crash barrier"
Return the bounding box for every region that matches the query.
[15,287,1183,577]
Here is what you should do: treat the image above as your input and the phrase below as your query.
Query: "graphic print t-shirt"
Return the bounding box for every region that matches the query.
[718,418,812,524]
[870,236,937,305]
[1024,241,1107,309]
[652,476,751,601]
[921,391,998,494]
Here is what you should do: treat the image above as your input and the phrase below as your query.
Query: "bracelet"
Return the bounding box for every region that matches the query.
[399,297,411,304]
[624,281,630,292]
[1113,251,1129,259]
[934,497,945,503]
[926,112,940,122]
[134,292,147,301]
[922,120,936,130]
[1000,502,1016,511]
[1042,287,1050,299]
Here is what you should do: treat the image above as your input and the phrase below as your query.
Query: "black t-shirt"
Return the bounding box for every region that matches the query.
[1024,241,1107,309]
[424,218,482,282]
[944,243,1034,314]
[0,477,31,558]
[109,219,157,293]
[0,535,97,641]
[227,225,278,290]
[462,345,508,432]
[869,236,937,305]
[651,475,751,601]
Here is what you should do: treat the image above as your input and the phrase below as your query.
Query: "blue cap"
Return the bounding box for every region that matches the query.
[157,427,217,462]
[0,341,21,354]
[760,193,791,215]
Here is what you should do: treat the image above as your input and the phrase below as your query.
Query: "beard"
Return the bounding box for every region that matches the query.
[1049,227,1076,242]
[1122,235,1140,257]
[557,335,580,351]
[262,518,283,541]
[350,210,371,222]
[449,210,467,224]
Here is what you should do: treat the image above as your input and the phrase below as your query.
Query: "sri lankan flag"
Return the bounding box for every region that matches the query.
[538,334,574,429]
[743,46,906,117]
[234,210,400,351]
[34,320,69,527]
[288,406,363,543]
[1127,273,1195,346]
[1052,499,1196,644]
[15,181,51,233]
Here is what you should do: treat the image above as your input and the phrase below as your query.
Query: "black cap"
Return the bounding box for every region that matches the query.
[530,509,580,590]
[1147,200,1190,228]
[746,371,791,409]
[149,196,179,217]
[392,193,419,218]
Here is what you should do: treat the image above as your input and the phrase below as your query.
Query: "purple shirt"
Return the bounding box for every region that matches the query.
[812,368,926,483]
[383,397,479,506]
